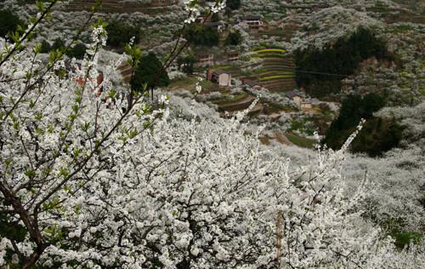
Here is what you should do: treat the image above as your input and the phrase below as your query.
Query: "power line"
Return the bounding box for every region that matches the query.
[262,67,351,77]
[294,69,350,77]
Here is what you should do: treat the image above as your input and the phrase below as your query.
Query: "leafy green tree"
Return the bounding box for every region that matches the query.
[51,38,65,51]
[66,43,87,60]
[324,94,384,147]
[0,9,24,38]
[225,30,242,45]
[130,52,170,92]
[211,12,220,22]
[295,27,394,97]
[183,24,219,47]
[40,40,51,53]
[323,93,402,156]
[351,117,404,157]
[361,93,386,118]
[227,0,241,10]
[177,55,196,74]
[106,20,140,47]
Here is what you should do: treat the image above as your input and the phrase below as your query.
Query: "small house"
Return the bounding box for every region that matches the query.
[300,101,313,110]
[205,21,225,33]
[197,54,214,66]
[227,52,239,62]
[244,80,262,90]
[242,15,263,30]
[207,69,232,87]
[286,91,303,107]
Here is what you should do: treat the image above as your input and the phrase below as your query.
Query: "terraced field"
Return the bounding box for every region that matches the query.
[252,22,298,42]
[367,1,425,23]
[245,48,297,92]
[215,93,259,113]
[66,0,179,14]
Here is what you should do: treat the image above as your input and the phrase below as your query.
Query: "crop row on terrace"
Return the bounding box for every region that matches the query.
[240,47,297,91]
[66,0,179,13]
[255,48,286,53]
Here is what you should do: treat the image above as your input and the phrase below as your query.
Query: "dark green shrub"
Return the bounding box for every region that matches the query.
[323,93,402,156]
[211,12,220,22]
[0,9,24,38]
[419,197,425,209]
[351,118,404,157]
[227,0,241,10]
[51,38,65,51]
[131,52,169,92]
[66,43,87,59]
[177,55,195,74]
[225,30,242,46]
[40,40,51,53]
[390,230,423,249]
[381,217,423,249]
[295,27,394,97]
[183,24,219,47]
[106,21,140,47]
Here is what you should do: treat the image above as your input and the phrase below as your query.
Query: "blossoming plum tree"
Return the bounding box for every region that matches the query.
[0,0,424,268]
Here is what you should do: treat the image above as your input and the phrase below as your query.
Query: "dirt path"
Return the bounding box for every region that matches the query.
[259,132,293,146]
[273,133,292,145]
[218,95,256,112]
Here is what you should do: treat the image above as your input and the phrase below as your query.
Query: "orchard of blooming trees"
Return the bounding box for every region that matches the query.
[0,0,424,268]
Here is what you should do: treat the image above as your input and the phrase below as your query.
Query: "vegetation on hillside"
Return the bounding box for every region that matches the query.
[227,0,241,10]
[177,54,196,74]
[40,39,52,53]
[106,20,140,47]
[39,38,87,60]
[183,24,219,47]
[352,117,404,157]
[131,52,170,92]
[323,93,404,157]
[0,9,25,39]
[66,43,87,60]
[51,38,65,51]
[225,30,242,45]
[295,28,394,97]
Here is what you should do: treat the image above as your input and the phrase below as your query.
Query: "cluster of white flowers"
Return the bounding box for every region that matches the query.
[195,77,203,93]
[183,0,201,24]
[211,0,226,14]
[184,0,226,24]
